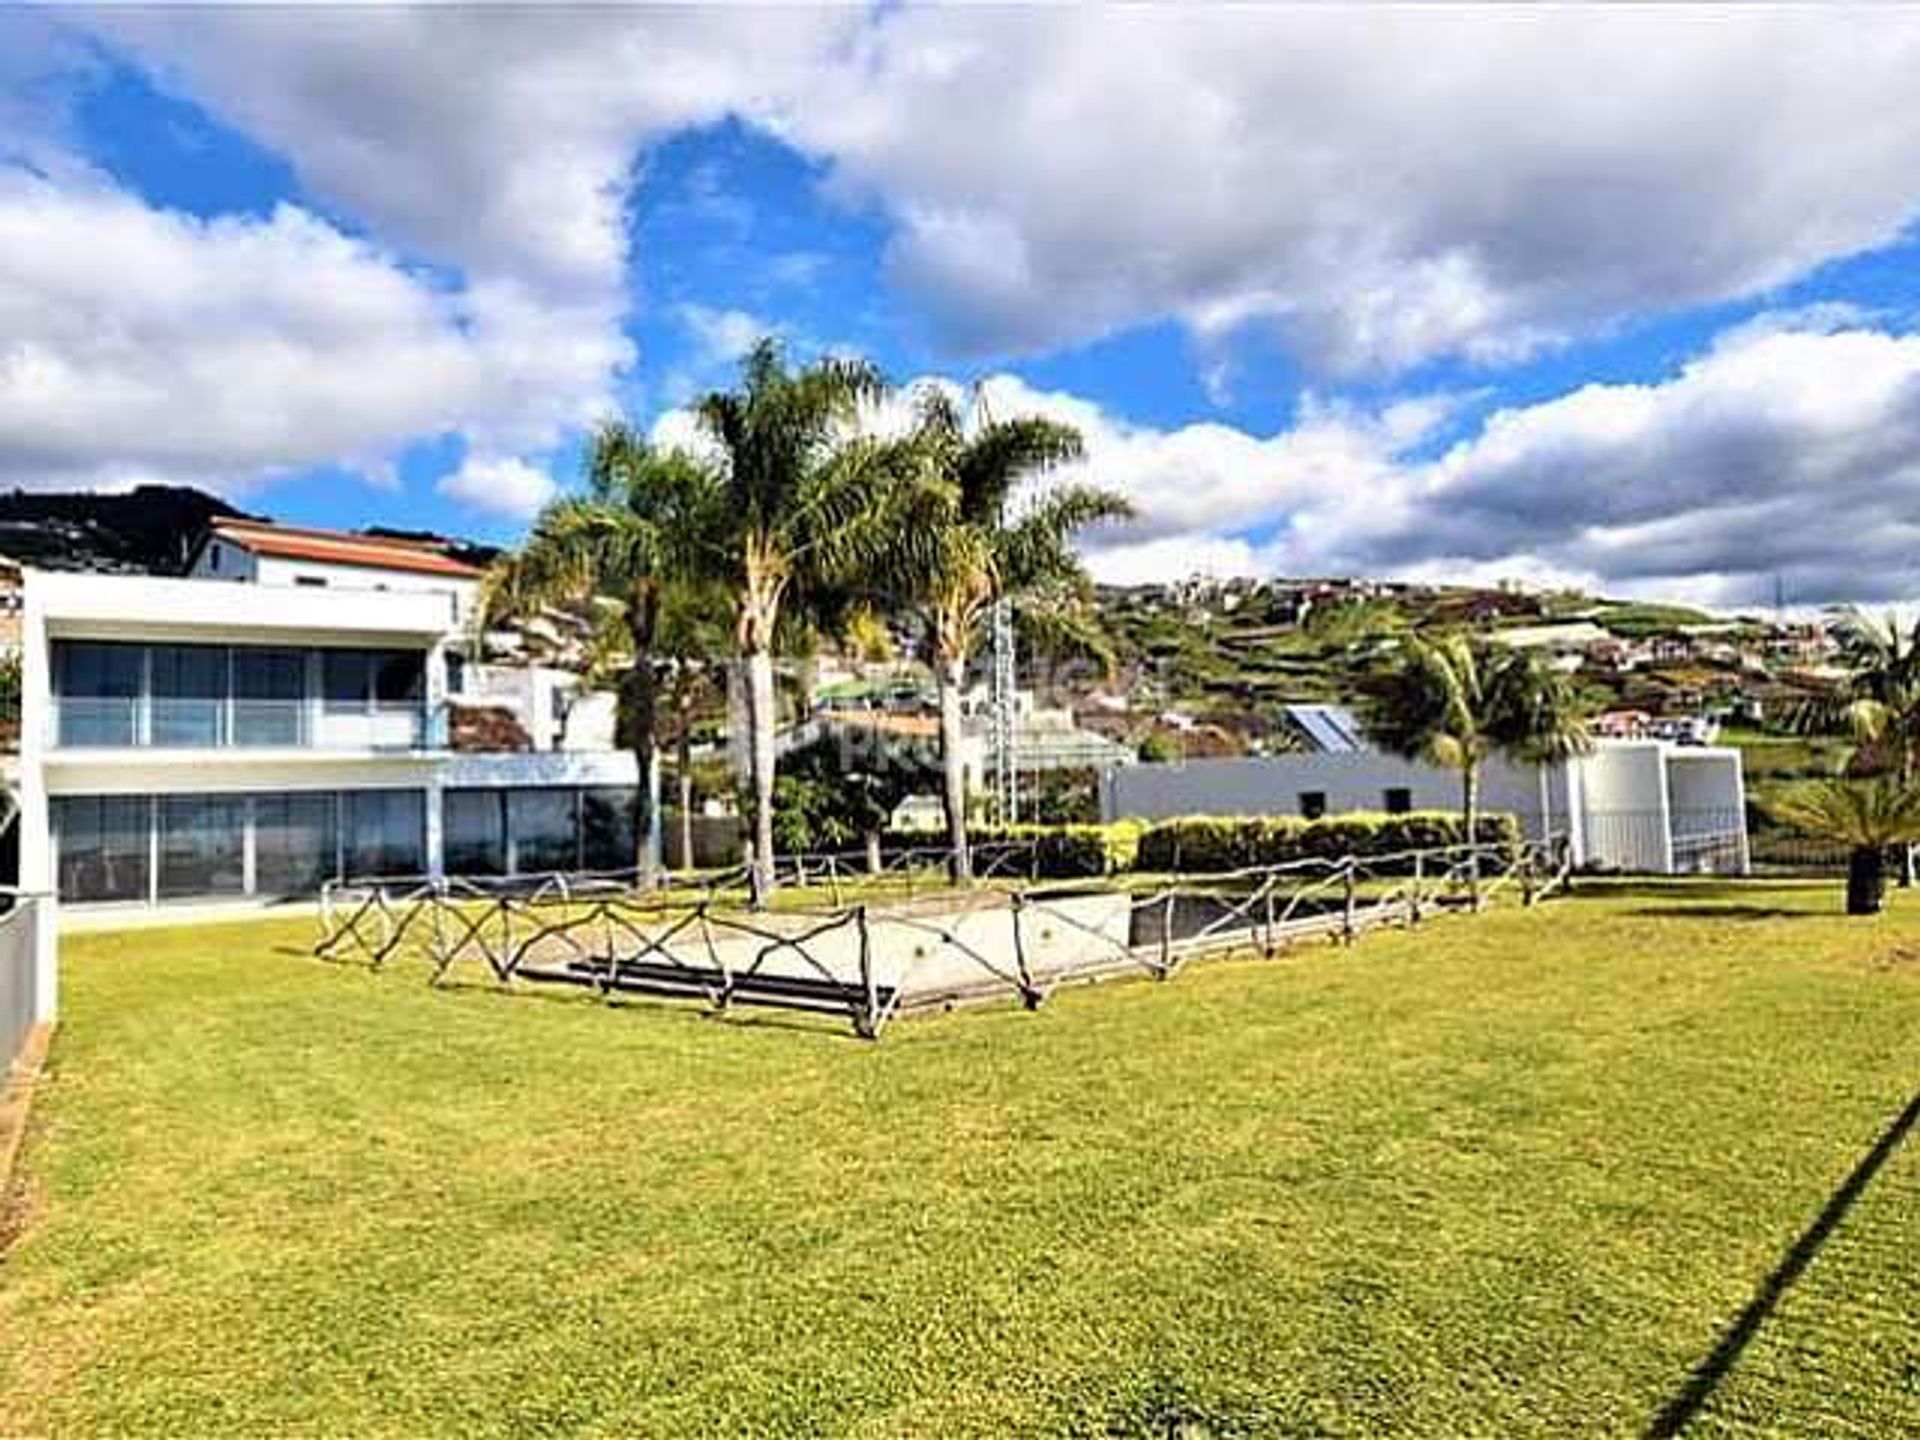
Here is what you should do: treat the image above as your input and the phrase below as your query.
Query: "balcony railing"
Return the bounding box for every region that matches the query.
[51,698,438,752]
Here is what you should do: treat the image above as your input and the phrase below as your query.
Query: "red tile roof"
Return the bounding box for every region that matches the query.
[211,519,484,579]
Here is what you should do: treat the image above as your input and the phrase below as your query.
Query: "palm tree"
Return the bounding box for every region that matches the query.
[1830,607,1920,884]
[1364,634,1591,906]
[892,386,1130,881]
[1768,778,1920,914]
[477,425,722,889]
[695,339,905,905]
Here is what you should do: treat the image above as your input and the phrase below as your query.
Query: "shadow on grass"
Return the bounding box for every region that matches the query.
[1623,904,1809,923]
[1643,1090,1920,1438]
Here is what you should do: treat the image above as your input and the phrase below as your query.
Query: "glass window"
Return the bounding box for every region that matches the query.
[445,652,466,696]
[373,651,424,705]
[1383,787,1413,815]
[158,795,246,899]
[54,795,150,903]
[150,645,228,747]
[581,788,637,872]
[255,792,337,895]
[508,789,578,874]
[233,648,307,746]
[322,650,370,713]
[54,642,142,746]
[342,790,425,878]
[444,790,506,876]
[1298,791,1328,821]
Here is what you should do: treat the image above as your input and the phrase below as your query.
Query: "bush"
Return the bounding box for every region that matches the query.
[879,822,1144,878]
[1134,811,1520,873]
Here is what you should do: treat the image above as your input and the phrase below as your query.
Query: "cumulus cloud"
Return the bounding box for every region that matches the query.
[789,7,1920,371]
[0,167,619,492]
[1019,317,1920,606]
[436,455,557,520]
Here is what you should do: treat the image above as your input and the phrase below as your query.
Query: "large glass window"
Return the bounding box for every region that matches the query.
[508,789,578,873]
[342,790,425,878]
[157,795,246,898]
[323,649,372,714]
[150,645,228,747]
[373,651,424,706]
[255,793,337,895]
[54,642,142,746]
[444,790,506,876]
[234,649,306,746]
[53,796,151,902]
[581,788,637,872]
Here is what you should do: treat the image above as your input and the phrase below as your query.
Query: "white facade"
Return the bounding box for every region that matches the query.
[16,558,639,926]
[1100,739,1749,874]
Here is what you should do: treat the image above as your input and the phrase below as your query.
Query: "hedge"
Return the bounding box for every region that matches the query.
[1133,811,1521,874]
[879,822,1143,878]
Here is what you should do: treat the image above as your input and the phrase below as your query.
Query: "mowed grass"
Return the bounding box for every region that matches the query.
[2,880,1918,1437]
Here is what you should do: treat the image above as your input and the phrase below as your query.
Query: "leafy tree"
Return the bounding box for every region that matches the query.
[891,386,1130,881]
[1768,778,1920,915]
[1363,634,1590,905]
[773,726,940,869]
[477,426,721,888]
[695,340,905,905]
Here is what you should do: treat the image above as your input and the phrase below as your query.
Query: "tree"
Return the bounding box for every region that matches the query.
[1829,607,1920,884]
[1768,779,1920,914]
[1363,634,1591,906]
[892,386,1131,882]
[772,725,940,871]
[477,425,722,889]
[695,339,905,905]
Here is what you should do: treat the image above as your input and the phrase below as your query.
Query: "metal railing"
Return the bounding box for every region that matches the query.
[1581,807,1748,874]
[315,838,1571,1040]
[52,697,435,751]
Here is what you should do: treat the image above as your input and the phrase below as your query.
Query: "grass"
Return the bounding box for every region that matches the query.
[3,880,1919,1436]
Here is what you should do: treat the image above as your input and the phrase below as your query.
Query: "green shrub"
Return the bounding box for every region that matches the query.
[1135,810,1520,873]
[880,822,1144,877]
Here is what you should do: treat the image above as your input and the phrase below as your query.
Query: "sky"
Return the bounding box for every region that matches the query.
[6,6,1920,610]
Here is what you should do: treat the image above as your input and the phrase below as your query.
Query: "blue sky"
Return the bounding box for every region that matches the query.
[9,8,1920,606]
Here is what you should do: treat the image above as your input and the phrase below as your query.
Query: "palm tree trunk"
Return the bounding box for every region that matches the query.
[937,650,971,885]
[627,594,660,891]
[745,644,778,906]
[1462,764,1481,911]
[675,713,694,874]
[1848,844,1888,915]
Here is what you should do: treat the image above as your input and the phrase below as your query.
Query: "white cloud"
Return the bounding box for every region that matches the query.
[0,168,619,493]
[788,7,1920,371]
[436,455,556,520]
[1035,317,1920,606]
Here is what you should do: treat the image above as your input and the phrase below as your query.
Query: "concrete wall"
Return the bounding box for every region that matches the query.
[1102,751,1574,840]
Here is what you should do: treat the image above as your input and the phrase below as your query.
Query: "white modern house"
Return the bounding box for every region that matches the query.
[1102,729,1749,874]
[14,523,642,917]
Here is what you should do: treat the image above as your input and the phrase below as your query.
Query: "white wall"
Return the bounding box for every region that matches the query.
[1101,751,1573,839]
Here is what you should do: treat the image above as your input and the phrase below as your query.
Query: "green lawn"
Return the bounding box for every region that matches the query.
[3,880,1918,1437]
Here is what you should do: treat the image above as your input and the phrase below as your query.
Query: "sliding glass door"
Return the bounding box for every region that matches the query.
[157,796,246,898]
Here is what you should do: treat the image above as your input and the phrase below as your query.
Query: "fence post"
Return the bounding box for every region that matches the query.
[1410,851,1424,926]
[1342,862,1357,944]
[1262,881,1276,956]
[1521,846,1537,907]
[1011,893,1040,1009]
[855,904,879,1040]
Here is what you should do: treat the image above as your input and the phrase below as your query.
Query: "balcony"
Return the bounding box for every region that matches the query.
[50,697,441,754]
